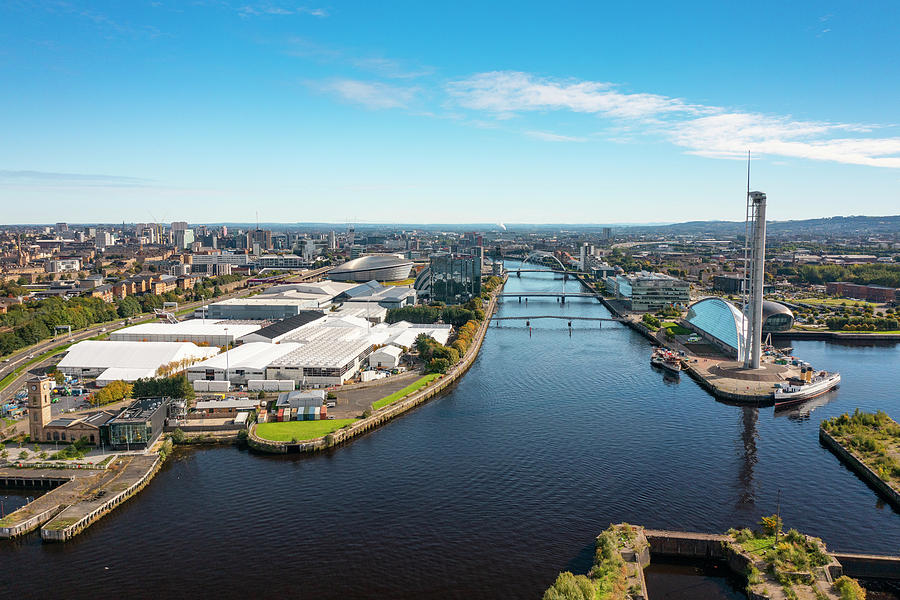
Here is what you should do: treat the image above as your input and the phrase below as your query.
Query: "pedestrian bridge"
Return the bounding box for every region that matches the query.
[490,315,624,323]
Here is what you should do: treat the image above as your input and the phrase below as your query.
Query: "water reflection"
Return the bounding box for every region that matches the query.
[737,406,758,508]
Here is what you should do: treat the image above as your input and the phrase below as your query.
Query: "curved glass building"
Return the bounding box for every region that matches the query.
[762,300,794,333]
[685,297,747,359]
[684,297,794,359]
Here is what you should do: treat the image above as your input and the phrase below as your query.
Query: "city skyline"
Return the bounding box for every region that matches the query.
[1,1,899,223]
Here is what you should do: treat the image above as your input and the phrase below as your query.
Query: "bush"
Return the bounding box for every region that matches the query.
[427,358,450,374]
[642,314,661,329]
[92,380,133,406]
[171,428,185,444]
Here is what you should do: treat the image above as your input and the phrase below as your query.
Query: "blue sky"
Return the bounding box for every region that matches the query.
[1,1,899,224]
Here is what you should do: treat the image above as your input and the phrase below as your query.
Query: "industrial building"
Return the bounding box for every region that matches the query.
[109,320,261,346]
[335,280,417,309]
[825,282,899,303]
[186,342,302,385]
[369,345,403,369]
[56,340,219,384]
[605,271,690,311]
[237,311,325,343]
[205,281,357,319]
[328,254,414,282]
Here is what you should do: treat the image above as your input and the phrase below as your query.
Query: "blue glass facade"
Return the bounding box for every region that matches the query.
[685,298,746,358]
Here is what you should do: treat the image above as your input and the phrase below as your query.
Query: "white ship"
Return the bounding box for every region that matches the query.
[774,367,840,408]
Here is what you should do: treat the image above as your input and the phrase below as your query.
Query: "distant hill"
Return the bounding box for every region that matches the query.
[616,215,900,238]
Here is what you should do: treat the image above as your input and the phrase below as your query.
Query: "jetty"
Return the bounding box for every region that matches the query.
[1,453,163,541]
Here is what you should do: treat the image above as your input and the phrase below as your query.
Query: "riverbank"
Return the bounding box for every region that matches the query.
[247,276,506,454]
[820,411,900,509]
[778,330,900,341]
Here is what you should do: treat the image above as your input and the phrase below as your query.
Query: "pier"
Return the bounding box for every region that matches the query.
[0,454,163,541]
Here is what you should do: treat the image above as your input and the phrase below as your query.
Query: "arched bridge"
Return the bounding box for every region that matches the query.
[522,250,567,271]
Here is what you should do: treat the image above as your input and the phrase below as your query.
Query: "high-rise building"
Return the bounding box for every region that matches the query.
[429,252,482,304]
[175,229,195,249]
[247,229,272,251]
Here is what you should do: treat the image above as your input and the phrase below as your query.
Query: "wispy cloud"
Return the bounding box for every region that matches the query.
[237,3,327,18]
[310,79,418,109]
[447,71,900,168]
[525,131,587,142]
[0,170,154,188]
[285,37,433,79]
[447,71,709,119]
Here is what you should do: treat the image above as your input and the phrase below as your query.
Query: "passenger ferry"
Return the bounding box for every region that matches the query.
[774,367,840,408]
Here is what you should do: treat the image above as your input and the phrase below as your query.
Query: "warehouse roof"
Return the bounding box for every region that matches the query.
[269,337,372,369]
[248,311,324,340]
[110,320,262,339]
[188,342,301,371]
[58,340,219,370]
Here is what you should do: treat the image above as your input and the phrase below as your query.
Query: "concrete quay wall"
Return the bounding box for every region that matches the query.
[820,427,900,509]
[41,455,161,542]
[832,553,900,580]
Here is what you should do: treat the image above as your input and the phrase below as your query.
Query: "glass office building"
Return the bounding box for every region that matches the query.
[429,253,482,304]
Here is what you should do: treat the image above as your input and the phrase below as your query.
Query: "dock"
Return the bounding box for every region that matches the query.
[0,454,162,541]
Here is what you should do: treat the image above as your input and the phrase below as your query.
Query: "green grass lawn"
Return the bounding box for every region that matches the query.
[798,297,880,308]
[661,322,691,335]
[372,374,441,410]
[255,419,358,442]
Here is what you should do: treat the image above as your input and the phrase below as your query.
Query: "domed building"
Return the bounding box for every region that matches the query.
[761,300,794,333]
[684,297,793,359]
[329,254,413,282]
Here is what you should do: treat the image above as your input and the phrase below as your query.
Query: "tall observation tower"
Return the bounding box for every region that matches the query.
[742,190,767,369]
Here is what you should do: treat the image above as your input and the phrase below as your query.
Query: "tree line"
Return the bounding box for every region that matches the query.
[0,273,245,357]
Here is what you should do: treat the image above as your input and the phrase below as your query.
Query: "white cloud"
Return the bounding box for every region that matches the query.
[447,71,900,168]
[447,71,707,119]
[312,79,417,109]
[525,131,587,142]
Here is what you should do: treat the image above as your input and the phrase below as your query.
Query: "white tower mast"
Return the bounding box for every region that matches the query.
[743,182,767,369]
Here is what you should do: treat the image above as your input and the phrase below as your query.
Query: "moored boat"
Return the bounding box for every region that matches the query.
[774,367,840,408]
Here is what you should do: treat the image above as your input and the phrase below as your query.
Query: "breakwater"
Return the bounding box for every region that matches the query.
[248,278,505,454]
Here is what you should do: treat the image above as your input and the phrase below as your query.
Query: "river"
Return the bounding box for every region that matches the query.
[2,262,899,599]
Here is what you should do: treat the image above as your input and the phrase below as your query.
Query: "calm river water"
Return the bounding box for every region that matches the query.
[2,263,899,599]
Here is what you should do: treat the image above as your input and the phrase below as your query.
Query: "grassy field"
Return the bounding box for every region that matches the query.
[796,297,880,308]
[372,374,441,410]
[255,419,358,442]
[661,322,691,335]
